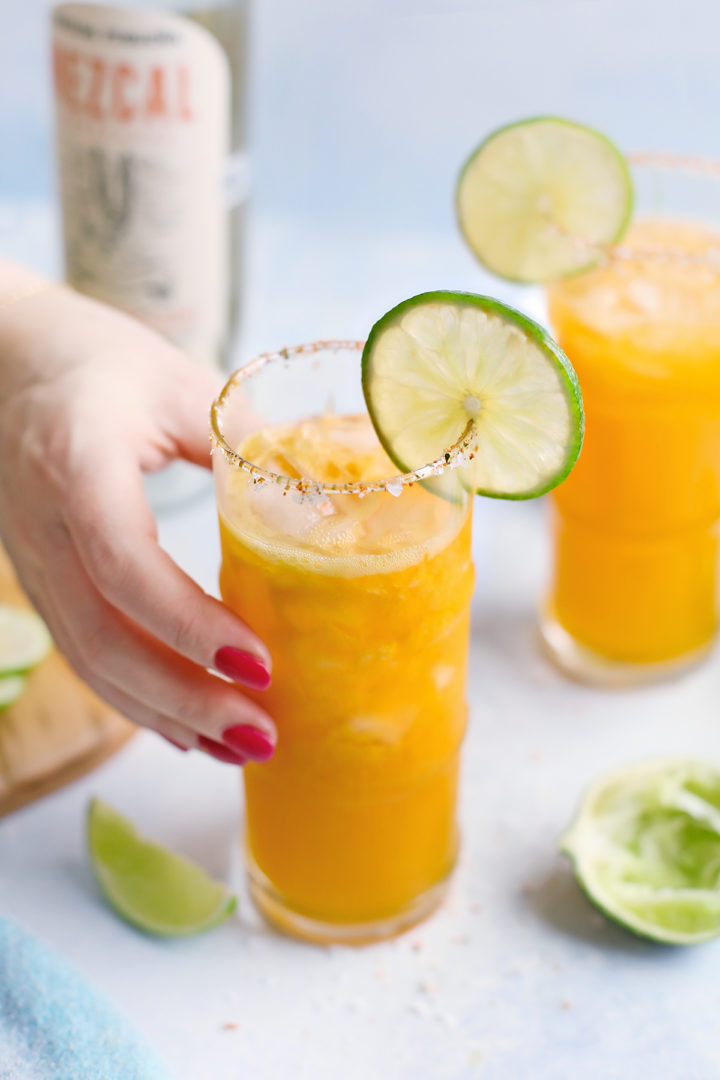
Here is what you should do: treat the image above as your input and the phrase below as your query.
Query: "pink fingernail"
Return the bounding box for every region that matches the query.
[163,736,188,753]
[214,647,271,690]
[221,724,275,763]
[198,735,249,765]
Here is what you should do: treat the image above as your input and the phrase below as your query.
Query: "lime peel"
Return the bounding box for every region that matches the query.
[87,798,236,937]
[561,757,720,945]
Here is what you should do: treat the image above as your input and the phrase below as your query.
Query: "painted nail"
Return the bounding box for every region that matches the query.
[198,735,249,766]
[162,736,188,753]
[214,646,271,690]
[222,724,275,763]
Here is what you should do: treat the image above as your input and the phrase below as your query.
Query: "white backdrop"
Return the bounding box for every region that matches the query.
[252,0,720,230]
[2,0,719,218]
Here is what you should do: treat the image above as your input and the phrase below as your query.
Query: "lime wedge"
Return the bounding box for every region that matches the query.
[0,673,26,711]
[561,758,720,945]
[0,605,52,675]
[87,798,236,937]
[456,116,633,282]
[362,291,583,499]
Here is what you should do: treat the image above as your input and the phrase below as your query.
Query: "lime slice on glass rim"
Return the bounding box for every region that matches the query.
[87,798,236,937]
[0,604,52,676]
[561,758,720,945]
[456,116,633,282]
[361,291,583,499]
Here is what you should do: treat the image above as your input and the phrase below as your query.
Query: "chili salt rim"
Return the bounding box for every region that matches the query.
[210,340,479,499]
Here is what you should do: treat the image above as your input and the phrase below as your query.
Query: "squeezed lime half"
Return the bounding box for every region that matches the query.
[561,758,720,945]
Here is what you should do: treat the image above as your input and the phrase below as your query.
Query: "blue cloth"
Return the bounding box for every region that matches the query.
[0,918,174,1080]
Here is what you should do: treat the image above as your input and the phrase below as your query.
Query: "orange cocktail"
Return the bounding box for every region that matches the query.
[211,342,473,943]
[543,218,720,683]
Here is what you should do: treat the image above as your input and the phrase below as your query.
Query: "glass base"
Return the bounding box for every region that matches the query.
[246,855,452,946]
[539,609,715,688]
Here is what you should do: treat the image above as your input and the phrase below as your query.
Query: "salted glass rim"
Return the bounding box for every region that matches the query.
[627,150,720,180]
[210,340,477,498]
[552,151,720,270]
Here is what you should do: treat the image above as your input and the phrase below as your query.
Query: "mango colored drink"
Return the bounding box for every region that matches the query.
[217,415,473,941]
[547,219,720,672]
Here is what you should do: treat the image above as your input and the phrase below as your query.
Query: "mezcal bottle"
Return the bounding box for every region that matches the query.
[52,1,249,501]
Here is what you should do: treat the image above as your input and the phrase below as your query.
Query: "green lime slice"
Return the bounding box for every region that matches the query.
[0,605,52,675]
[87,798,236,937]
[361,291,583,499]
[456,116,633,282]
[0,673,26,711]
[561,758,720,945]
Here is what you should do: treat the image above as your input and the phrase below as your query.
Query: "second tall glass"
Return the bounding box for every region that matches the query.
[541,160,720,684]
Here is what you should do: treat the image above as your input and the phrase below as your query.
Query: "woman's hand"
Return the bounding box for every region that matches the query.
[0,268,275,765]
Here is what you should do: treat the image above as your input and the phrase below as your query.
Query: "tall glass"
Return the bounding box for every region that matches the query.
[211,342,474,944]
[541,158,720,685]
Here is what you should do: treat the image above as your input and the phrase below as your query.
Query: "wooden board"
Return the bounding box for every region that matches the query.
[0,546,134,817]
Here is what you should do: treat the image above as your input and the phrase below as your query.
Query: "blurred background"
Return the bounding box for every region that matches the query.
[2,0,719,355]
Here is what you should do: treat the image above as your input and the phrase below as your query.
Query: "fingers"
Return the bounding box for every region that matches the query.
[62,454,271,677]
[70,674,255,767]
[33,534,276,761]
[77,673,259,766]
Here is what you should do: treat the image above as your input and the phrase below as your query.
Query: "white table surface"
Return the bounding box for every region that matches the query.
[2,208,720,1080]
[4,492,720,1080]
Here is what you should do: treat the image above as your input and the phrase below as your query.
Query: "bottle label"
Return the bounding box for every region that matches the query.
[52,3,231,370]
